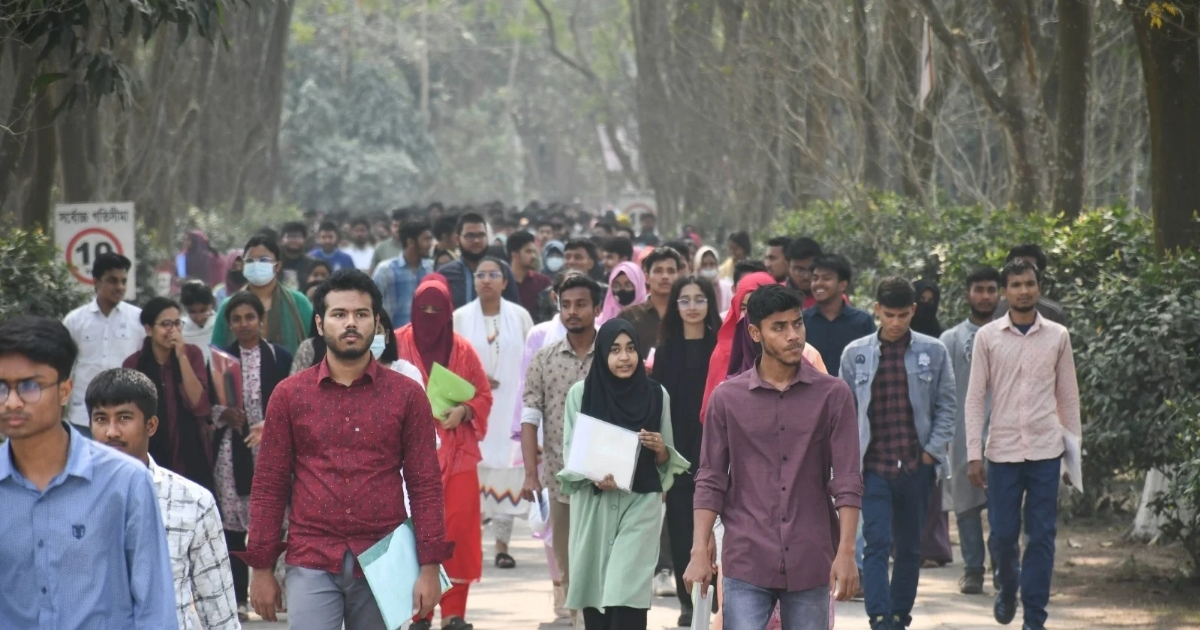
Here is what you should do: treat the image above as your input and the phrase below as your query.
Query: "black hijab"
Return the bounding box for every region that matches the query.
[912,280,943,337]
[582,318,665,493]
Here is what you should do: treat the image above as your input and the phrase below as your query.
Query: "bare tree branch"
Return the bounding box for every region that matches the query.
[532,0,597,83]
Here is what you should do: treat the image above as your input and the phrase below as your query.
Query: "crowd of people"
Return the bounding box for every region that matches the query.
[0,201,1081,630]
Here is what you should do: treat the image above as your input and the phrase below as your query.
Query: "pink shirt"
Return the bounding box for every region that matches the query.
[965,313,1081,463]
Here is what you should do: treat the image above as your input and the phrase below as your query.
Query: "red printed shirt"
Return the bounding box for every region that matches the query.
[240,358,452,576]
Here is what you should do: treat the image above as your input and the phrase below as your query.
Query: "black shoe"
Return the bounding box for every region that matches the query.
[994,592,1018,625]
[869,615,894,630]
[1021,624,1043,630]
[959,569,985,595]
[677,610,693,627]
[410,621,432,630]
[444,618,474,630]
[893,614,913,629]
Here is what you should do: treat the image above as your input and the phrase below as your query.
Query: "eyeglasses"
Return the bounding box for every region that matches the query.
[0,379,59,405]
[677,297,708,309]
[156,320,184,330]
[244,257,277,265]
[461,232,488,242]
[473,271,503,281]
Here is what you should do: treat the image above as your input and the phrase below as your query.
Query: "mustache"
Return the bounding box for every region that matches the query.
[340,330,363,340]
[105,440,128,448]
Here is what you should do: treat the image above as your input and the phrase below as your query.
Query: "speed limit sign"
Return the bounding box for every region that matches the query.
[55,202,137,300]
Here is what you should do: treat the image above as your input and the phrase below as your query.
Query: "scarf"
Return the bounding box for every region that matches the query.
[135,338,212,490]
[263,282,306,353]
[581,318,664,493]
[411,274,455,374]
[727,316,761,377]
[456,298,526,469]
[654,320,716,471]
[913,280,944,337]
[215,340,285,496]
[700,272,776,421]
[222,253,246,294]
[599,261,647,323]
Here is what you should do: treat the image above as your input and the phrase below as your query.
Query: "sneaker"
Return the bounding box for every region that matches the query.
[236,604,250,622]
[994,592,1018,625]
[443,618,474,630]
[652,569,676,597]
[553,584,568,619]
[893,614,913,629]
[677,610,693,627]
[869,615,894,630]
[959,569,985,595]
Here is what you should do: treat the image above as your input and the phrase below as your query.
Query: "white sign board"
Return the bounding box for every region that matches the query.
[621,197,656,224]
[55,202,137,300]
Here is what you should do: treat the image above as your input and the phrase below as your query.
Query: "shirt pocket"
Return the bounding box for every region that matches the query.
[853,369,871,390]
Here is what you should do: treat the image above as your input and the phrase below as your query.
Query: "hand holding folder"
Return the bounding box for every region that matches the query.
[427,363,476,423]
[357,521,452,630]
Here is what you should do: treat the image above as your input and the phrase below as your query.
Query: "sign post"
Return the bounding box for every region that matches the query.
[54,202,137,300]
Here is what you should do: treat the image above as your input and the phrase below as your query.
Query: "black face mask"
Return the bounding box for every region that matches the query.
[614,289,637,306]
[228,270,246,285]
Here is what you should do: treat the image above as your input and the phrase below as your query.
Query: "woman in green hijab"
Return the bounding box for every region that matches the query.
[211,235,312,355]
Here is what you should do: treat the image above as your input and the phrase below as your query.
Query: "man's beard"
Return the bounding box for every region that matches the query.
[970,306,997,321]
[460,248,486,264]
[1009,302,1037,314]
[325,334,370,360]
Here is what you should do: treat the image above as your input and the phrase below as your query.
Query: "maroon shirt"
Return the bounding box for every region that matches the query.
[515,270,552,321]
[240,358,453,577]
[864,332,921,478]
[695,361,862,592]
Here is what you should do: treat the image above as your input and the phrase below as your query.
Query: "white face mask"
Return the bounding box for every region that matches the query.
[370,334,387,359]
[545,256,565,272]
[243,262,276,287]
[699,268,719,280]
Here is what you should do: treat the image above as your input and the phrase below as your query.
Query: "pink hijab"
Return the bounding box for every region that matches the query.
[599,261,648,323]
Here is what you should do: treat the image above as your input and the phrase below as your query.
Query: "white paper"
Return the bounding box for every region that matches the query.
[691,586,712,630]
[528,488,551,536]
[563,413,642,492]
[1063,431,1084,493]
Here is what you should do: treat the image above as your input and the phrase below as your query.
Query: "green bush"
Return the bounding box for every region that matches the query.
[0,228,87,319]
[1151,399,1200,574]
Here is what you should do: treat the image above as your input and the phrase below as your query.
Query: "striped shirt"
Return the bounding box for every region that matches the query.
[373,256,434,327]
[965,313,1082,463]
[150,459,241,630]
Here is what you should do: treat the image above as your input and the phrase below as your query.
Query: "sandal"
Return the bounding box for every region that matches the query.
[494,552,517,569]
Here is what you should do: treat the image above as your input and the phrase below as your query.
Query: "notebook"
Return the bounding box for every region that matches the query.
[563,412,642,492]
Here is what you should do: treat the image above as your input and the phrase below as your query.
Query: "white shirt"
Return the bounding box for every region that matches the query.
[62,299,145,427]
[342,245,375,271]
[150,459,241,630]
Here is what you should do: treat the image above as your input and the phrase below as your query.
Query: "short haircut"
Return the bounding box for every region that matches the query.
[426,201,445,215]
[640,213,656,223]
[1000,258,1040,287]
[506,231,537,257]
[728,231,752,254]
[308,259,333,276]
[733,260,769,285]
[243,234,282,261]
[593,222,615,235]
[558,273,603,307]
[434,215,459,237]
[767,236,793,250]
[564,238,598,262]
[785,236,823,262]
[223,291,266,323]
[663,239,693,257]
[390,207,410,223]
[322,269,383,317]
[281,221,308,238]
[92,252,132,281]
[349,216,371,229]
[399,219,431,248]
[457,212,487,235]
[552,269,586,293]
[875,277,916,309]
[641,246,683,273]
[85,368,157,422]
[140,297,182,327]
[0,316,78,381]
[746,284,804,327]
[179,281,215,307]
[318,220,340,235]
[811,254,852,283]
[965,266,1002,289]
[604,237,634,261]
[1006,244,1049,273]
[536,219,554,230]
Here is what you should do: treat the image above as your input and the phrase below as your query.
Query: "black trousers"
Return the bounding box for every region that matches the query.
[583,606,648,630]
[225,530,249,604]
[665,472,696,612]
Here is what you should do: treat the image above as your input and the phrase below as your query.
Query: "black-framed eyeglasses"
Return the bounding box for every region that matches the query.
[461,232,488,242]
[0,379,61,405]
[156,320,184,330]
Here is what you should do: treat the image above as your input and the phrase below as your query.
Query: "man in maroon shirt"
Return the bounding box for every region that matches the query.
[506,231,552,323]
[685,284,861,630]
[243,269,452,629]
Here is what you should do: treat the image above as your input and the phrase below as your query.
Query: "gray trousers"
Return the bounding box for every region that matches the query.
[285,550,386,630]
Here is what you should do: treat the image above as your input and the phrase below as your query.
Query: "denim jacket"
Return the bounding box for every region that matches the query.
[838,331,957,477]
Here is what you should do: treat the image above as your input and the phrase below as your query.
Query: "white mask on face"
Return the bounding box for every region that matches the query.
[699,268,719,280]
[545,256,565,272]
[243,262,276,287]
[370,334,387,359]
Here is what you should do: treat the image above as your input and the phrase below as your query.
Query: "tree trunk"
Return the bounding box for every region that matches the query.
[1132,2,1200,255]
[1052,0,1092,219]
[854,0,885,189]
[0,43,36,207]
[22,90,57,230]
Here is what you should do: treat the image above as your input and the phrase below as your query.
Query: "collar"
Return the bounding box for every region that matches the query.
[87,298,127,315]
[998,311,1042,334]
[1,423,94,483]
[556,336,596,358]
[747,356,814,391]
[878,330,912,348]
[316,356,381,386]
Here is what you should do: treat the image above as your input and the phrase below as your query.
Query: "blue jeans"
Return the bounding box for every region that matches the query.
[862,465,933,622]
[722,577,829,630]
[988,458,1060,629]
[957,505,987,572]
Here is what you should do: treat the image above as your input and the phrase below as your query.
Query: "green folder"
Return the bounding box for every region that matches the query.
[357,520,452,630]
[427,362,476,419]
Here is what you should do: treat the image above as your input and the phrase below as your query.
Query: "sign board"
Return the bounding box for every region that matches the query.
[55,202,137,300]
[620,197,656,224]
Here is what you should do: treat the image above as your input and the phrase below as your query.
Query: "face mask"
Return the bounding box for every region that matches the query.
[545,256,564,272]
[699,268,719,280]
[370,334,387,359]
[614,289,637,306]
[243,262,276,287]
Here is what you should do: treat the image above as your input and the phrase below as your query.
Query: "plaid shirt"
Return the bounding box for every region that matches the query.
[864,332,921,479]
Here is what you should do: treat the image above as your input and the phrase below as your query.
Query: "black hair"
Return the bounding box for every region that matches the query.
[223,291,266,323]
[318,220,340,235]
[663,240,694,259]
[728,231,752,255]
[746,284,804,327]
[767,236,794,250]
[476,256,509,278]
[558,273,604,308]
[281,221,308,238]
[85,368,157,422]
[640,213,656,223]
[1000,258,1040,287]
[457,212,487,235]
[659,276,722,348]
[179,281,215,307]
[604,236,634,261]
[875,276,917,309]
[552,269,586,293]
[1006,244,1049,273]
[322,269,384,317]
[426,201,445,214]
[254,226,279,244]
[92,252,132,282]
[965,266,1002,289]
[536,219,554,230]
[399,219,431,249]
[391,207,410,223]
[641,246,683,273]
[593,222,615,235]
[811,254,852,284]
[506,231,537,258]
[434,215,459,238]
[350,216,371,229]
[0,316,78,381]
[785,236,823,262]
[733,260,769,286]
[376,308,399,364]
[564,238,599,263]
[140,297,182,327]
[243,234,282,261]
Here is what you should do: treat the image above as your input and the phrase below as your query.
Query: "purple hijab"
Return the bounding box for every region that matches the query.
[726,316,760,378]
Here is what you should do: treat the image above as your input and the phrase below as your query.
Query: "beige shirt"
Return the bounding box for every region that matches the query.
[965,312,1081,463]
[521,337,594,504]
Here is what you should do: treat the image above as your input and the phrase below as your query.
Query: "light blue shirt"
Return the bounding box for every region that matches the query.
[374,256,435,327]
[0,425,178,630]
